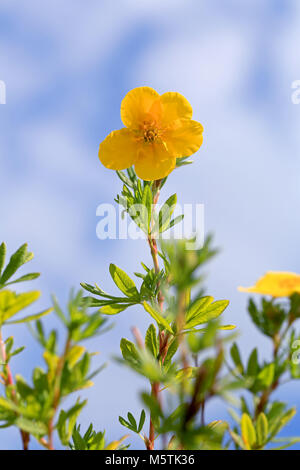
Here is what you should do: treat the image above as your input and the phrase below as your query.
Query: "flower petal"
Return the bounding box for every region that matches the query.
[135,142,176,181]
[99,128,138,170]
[121,87,161,129]
[238,271,300,298]
[160,92,193,126]
[163,119,204,158]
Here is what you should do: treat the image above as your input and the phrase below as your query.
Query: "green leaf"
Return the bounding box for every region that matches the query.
[15,417,48,437]
[257,363,275,389]
[101,304,130,315]
[116,170,134,188]
[230,343,244,373]
[9,346,25,358]
[141,392,162,428]
[158,194,177,233]
[241,413,256,450]
[185,300,229,329]
[127,412,137,429]
[0,243,6,277]
[138,410,146,433]
[109,264,138,298]
[6,307,53,325]
[186,296,214,323]
[0,397,19,413]
[145,324,159,358]
[247,348,258,376]
[0,244,34,285]
[163,339,178,371]
[219,324,236,330]
[168,214,184,230]
[120,338,140,365]
[143,302,174,334]
[270,436,300,450]
[52,295,68,325]
[0,290,41,325]
[141,185,153,231]
[256,413,268,447]
[66,345,86,367]
[57,401,87,445]
[269,407,296,438]
[119,416,135,432]
[176,156,194,167]
[229,429,246,450]
[4,273,40,286]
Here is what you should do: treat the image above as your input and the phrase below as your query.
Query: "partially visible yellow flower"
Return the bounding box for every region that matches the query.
[99,86,203,181]
[238,271,300,298]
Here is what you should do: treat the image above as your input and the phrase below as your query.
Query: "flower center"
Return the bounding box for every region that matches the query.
[144,128,158,143]
[142,119,159,143]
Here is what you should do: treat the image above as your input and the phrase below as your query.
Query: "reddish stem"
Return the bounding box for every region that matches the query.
[0,329,30,450]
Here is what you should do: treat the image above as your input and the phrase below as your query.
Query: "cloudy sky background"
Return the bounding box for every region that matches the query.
[1,0,300,449]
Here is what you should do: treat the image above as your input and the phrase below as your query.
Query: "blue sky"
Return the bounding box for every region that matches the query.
[1,0,300,449]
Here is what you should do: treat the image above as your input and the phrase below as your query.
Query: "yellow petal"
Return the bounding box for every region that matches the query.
[160,92,193,126]
[135,141,176,181]
[163,119,204,158]
[99,128,138,170]
[105,435,128,450]
[121,86,161,129]
[238,271,300,298]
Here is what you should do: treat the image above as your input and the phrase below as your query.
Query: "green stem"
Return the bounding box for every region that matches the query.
[146,179,168,450]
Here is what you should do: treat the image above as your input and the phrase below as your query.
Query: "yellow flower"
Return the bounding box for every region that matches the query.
[238,271,300,298]
[99,86,203,181]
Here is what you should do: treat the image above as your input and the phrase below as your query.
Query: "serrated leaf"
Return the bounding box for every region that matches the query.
[143,302,173,334]
[109,264,138,298]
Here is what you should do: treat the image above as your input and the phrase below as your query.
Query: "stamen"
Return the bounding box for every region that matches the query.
[144,128,158,143]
